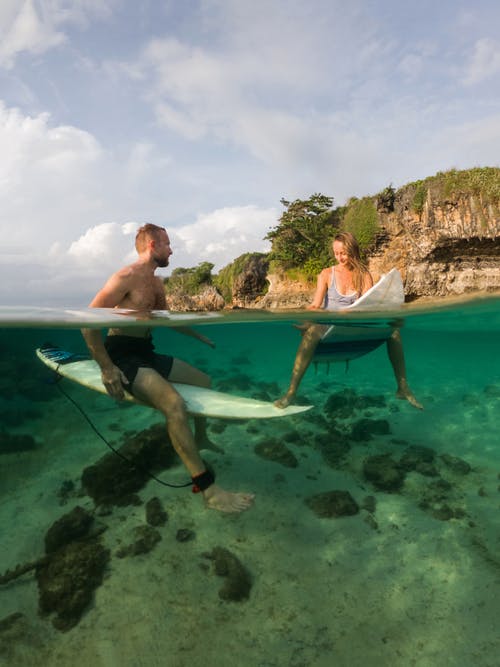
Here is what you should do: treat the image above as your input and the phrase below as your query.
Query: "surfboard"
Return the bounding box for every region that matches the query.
[314,324,393,363]
[345,268,404,311]
[36,346,311,419]
[312,269,404,363]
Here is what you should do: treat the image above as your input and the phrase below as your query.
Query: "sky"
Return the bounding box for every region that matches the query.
[1,0,499,306]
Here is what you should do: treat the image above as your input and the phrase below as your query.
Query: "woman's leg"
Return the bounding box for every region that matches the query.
[386,329,423,409]
[275,324,327,408]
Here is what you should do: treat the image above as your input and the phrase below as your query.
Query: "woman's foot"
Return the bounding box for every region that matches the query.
[396,383,423,410]
[274,392,295,409]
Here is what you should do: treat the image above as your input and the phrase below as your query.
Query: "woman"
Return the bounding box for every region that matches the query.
[275,231,422,409]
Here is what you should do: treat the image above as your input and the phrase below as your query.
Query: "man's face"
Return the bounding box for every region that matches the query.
[153,230,173,267]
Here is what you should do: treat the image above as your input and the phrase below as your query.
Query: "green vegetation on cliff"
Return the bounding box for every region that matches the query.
[163,261,214,295]
[214,252,268,301]
[406,167,500,214]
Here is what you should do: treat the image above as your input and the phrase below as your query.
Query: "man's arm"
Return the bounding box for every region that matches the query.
[171,326,215,348]
[81,272,131,399]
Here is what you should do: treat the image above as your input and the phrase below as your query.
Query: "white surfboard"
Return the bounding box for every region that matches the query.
[345,268,404,311]
[312,269,404,363]
[36,346,311,419]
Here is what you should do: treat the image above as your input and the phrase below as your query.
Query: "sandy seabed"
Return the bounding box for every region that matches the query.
[1,359,500,667]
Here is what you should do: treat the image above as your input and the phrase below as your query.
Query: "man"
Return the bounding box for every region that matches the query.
[82,223,254,513]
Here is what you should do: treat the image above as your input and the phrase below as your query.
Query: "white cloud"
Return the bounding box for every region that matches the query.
[0,0,115,69]
[464,37,500,85]
[169,205,276,272]
[0,101,108,248]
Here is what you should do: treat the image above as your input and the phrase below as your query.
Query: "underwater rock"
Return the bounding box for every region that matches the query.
[399,446,439,477]
[349,418,390,442]
[304,490,359,518]
[439,453,472,475]
[116,525,162,558]
[82,423,178,506]
[324,388,386,420]
[399,445,435,469]
[314,431,351,468]
[0,431,37,454]
[36,538,110,631]
[206,547,252,602]
[145,497,168,527]
[44,506,94,554]
[363,454,406,492]
[176,528,195,542]
[254,437,298,468]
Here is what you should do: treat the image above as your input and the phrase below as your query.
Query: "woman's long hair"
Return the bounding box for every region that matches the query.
[333,231,369,296]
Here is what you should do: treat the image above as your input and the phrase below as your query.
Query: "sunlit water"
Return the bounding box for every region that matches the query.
[0,298,499,667]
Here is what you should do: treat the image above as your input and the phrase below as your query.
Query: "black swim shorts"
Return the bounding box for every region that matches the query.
[104,335,174,392]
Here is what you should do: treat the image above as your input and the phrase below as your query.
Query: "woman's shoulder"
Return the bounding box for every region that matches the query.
[318,266,333,280]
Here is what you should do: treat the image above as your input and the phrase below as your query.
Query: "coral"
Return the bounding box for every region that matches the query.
[44,506,94,554]
[82,423,178,506]
[36,538,110,631]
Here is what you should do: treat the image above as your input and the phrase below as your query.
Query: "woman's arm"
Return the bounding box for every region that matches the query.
[307,268,330,310]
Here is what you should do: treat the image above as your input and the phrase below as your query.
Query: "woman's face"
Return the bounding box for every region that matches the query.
[333,240,349,266]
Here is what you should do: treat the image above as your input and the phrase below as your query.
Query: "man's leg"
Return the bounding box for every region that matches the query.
[275,324,326,408]
[131,367,254,512]
[166,358,219,450]
[386,330,423,410]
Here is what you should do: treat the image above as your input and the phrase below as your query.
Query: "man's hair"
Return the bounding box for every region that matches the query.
[135,223,166,253]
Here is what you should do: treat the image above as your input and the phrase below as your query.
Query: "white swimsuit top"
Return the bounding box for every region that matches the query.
[323,267,357,310]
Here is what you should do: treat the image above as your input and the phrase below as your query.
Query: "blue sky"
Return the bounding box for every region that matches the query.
[1,0,499,305]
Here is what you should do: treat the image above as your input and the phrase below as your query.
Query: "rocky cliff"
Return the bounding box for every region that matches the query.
[258,180,500,308]
[368,185,499,300]
[167,171,500,311]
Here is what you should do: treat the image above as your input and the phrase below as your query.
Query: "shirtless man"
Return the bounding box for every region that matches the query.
[82,223,254,513]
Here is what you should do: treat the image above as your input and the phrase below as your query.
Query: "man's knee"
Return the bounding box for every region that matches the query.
[159,393,188,421]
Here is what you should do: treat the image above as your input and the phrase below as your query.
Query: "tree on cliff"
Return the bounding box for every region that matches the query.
[265,194,339,278]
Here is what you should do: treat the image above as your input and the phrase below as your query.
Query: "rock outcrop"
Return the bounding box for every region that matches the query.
[368,187,499,299]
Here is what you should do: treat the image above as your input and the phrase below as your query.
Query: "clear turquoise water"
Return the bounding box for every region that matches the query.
[0,297,499,666]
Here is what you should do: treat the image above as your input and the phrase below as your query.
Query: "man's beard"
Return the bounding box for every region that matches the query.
[154,254,169,268]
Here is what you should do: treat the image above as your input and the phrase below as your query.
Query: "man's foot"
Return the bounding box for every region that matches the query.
[203,484,255,513]
[274,392,294,409]
[396,386,423,410]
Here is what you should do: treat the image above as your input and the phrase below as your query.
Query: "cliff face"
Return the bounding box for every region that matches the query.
[369,189,499,299]
[258,187,499,308]
[168,177,499,311]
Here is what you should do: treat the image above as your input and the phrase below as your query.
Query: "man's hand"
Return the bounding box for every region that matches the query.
[101,365,129,400]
